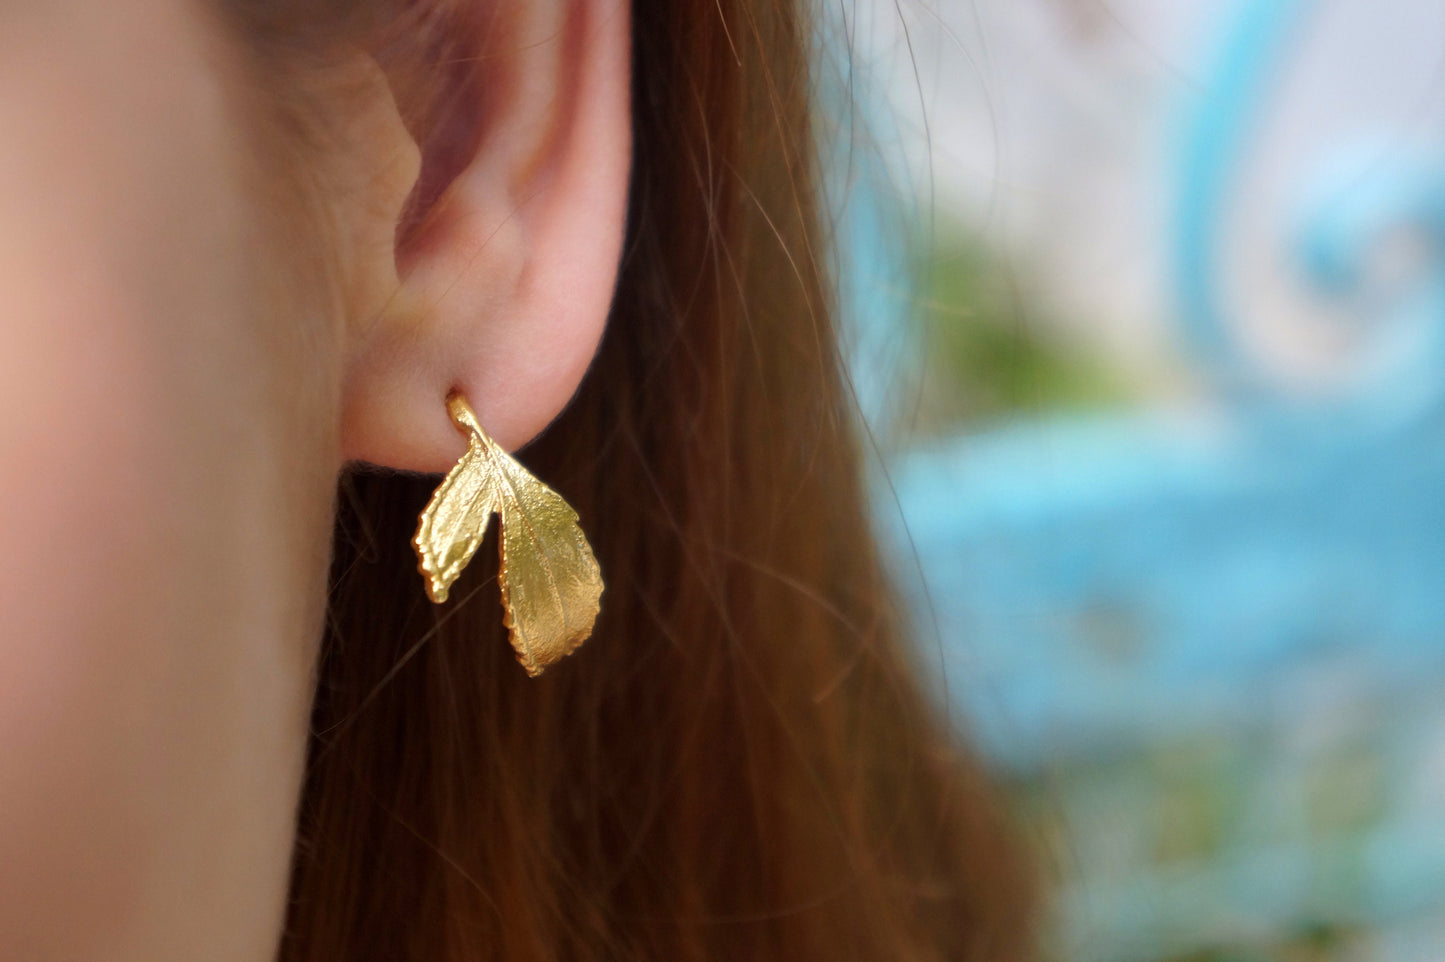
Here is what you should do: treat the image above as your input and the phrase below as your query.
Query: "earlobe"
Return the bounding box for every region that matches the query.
[340,0,631,473]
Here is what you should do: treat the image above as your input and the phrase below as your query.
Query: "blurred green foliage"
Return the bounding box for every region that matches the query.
[905,230,1131,434]
[1004,724,1389,962]
[1153,921,1364,962]
[903,227,1406,962]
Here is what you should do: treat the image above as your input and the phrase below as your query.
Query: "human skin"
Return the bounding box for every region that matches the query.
[0,2,349,958]
[0,0,629,957]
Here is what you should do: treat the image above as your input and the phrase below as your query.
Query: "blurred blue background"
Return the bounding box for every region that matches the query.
[828,1,1445,958]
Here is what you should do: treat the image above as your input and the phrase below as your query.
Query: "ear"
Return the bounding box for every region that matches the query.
[340,0,630,472]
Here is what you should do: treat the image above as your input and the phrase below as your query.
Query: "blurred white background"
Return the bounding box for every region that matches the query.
[861,0,1445,398]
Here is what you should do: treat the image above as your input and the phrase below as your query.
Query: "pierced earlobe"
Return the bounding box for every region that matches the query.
[413,392,603,676]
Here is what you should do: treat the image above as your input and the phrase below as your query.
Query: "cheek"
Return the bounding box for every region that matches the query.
[0,234,184,727]
[0,1,222,764]
[0,262,161,934]
[0,2,339,946]
[0,0,259,651]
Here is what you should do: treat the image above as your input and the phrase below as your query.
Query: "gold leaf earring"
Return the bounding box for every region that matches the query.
[413,391,603,676]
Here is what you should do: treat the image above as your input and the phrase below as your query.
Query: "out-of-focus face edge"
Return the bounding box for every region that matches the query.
[0,1,348,955]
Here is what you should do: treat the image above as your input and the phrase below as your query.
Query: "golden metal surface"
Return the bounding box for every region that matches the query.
[413,393,603,676]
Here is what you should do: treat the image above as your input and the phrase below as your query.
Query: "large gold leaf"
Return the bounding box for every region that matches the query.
[413,394,603,676]
[492,448,605,675]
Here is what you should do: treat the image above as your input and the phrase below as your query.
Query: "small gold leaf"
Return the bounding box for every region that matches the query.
[413,432,500,605]
[413,393,603,675]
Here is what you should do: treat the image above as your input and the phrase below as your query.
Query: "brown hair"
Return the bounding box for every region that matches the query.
[229,1,1039,958]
